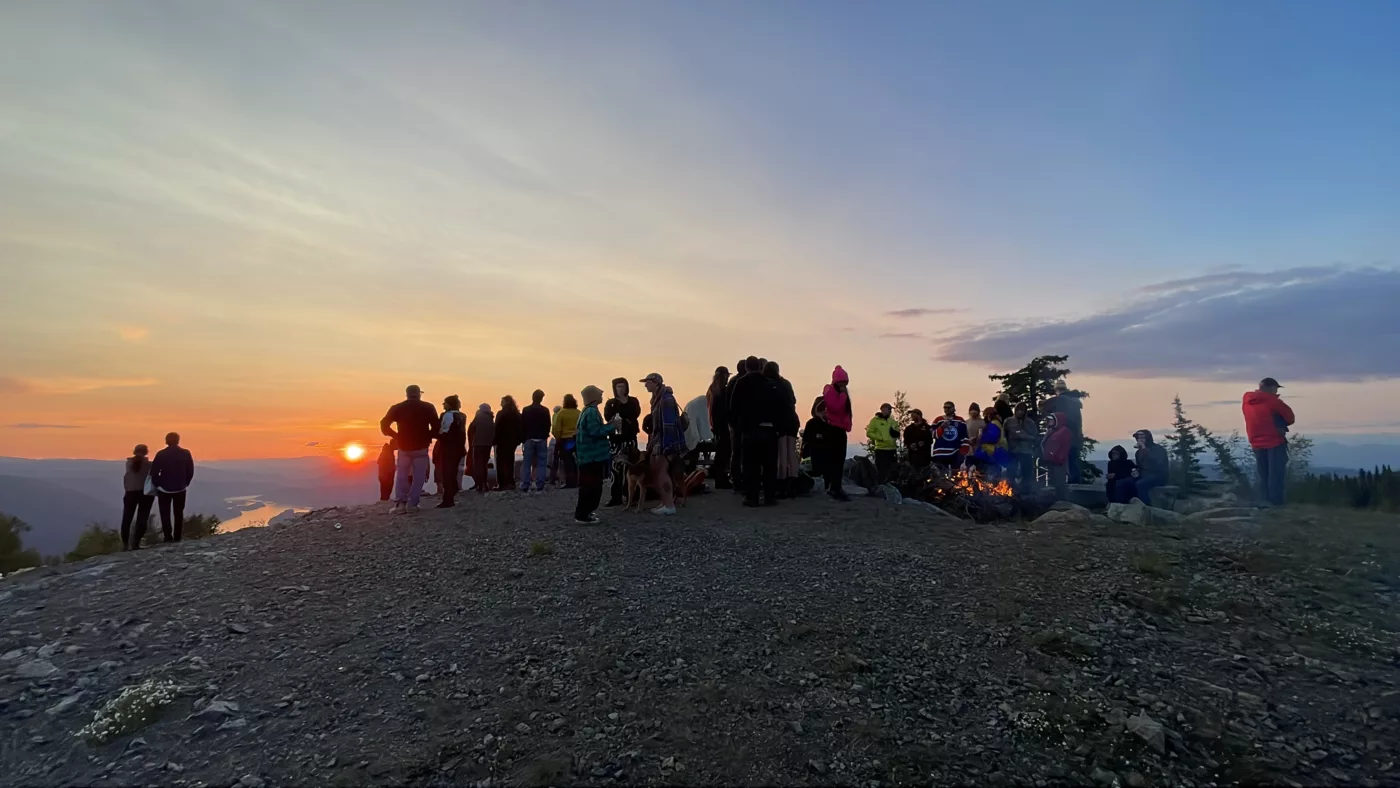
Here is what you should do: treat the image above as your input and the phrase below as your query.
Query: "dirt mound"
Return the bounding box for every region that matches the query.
[2,492,1397,786]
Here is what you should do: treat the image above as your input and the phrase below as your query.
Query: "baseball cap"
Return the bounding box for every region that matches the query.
[406,384,424,396]
[880,402,893,410]
[1260,377,1282,389]
[640,373,664,385]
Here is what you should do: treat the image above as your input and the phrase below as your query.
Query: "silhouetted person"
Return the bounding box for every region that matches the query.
[641,373,686,515]
[150,432,195,542]
[603,378,641,506]
[903,409,933,471]
[380,384,440,514]
[1105,445,1138,504]
[494,395,522,491]
[866,403,899,487]
[574,385,618,524]
[707,366,732,489]
[1004,402,1039,492]
[121,443,154,550]
[553,394,581,488]
[468,403,494,493]
[723,358,748,494]
[730,362,783,506]
[437,396,467,508]
[520,389,552,491]
[377,440,397,501]
[1043,380,1084,482]
[803,397,850,501]
[1132,429,1170,507]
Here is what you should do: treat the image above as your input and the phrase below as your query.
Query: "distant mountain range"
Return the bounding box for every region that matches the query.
[0,456,381,557]
[1086,439,1400,473]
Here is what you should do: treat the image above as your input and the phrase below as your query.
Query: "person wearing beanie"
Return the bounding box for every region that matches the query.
[574,385,617,523]
[803,397,850,501]
[865,403,900,487]
[121,443,155,550]
[822,366,854,432]
[603,377,642,506]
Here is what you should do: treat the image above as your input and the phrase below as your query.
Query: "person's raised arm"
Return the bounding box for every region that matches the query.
[1275,397,1296,426]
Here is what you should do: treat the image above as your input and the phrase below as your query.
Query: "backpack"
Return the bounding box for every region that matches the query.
[1043,425,1072,466]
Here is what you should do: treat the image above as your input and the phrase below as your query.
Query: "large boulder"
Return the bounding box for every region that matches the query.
[1049,500,1093,515]
[1065,483,1108,510]
[1107,500,1183,526]
[1147,485,1180,511]
[1034,508,1093,525]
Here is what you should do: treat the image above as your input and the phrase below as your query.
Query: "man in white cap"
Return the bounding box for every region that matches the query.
[380,384,440,514]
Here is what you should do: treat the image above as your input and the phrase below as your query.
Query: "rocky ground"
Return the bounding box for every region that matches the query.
[2,488,1398,787]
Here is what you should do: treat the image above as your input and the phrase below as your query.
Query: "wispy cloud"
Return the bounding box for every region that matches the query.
[933,266,1400,382]
[115,325,150,342]
[885,308,962,319]
[1,377,160,395]
[7,423,82,429]
[877,331,925,340]
[1184,399,1242,408]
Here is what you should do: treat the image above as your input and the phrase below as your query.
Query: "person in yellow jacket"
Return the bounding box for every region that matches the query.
[552,394,582,488]
[866,403,900,487]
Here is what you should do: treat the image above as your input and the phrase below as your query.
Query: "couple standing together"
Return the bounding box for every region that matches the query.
[119,432,196,549]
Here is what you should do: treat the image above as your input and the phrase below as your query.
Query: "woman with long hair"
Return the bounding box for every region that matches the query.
[706,366,732,488]
[121,444,155,550]
[494,395,522,491]
[553,394,581,488]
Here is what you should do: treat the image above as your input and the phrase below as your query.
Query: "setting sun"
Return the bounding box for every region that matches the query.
[343,443,366,462]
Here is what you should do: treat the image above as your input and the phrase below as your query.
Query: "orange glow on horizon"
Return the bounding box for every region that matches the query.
[343,443,366,462]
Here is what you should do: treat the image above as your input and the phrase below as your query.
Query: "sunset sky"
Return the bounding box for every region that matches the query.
[2,0,1398,460]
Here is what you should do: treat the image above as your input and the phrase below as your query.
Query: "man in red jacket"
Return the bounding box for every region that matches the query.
[1242,377,1295,507]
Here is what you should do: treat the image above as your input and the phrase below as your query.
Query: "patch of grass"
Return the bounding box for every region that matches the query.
[528,540,555,558]
[1131,551,1172,578]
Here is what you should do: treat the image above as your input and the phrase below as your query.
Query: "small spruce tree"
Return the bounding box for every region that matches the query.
[1163,395,1207,495]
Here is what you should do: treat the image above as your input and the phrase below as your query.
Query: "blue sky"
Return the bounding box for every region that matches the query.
[1,0,1397,458]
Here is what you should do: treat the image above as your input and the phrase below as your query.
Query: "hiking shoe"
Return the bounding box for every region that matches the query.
[406,504,420,514]
[434,502,454,509]
[829,489,851,503]
[389,503,407,515]
[651,506,677,516]
[574,514,601,525]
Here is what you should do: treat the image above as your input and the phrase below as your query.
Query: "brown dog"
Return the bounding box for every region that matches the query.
[624,447,652,512]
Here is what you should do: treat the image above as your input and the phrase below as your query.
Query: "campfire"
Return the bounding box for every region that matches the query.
[915,467,1039,523]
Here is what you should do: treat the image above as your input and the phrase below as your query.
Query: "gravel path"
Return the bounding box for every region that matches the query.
[2,490,1398,787]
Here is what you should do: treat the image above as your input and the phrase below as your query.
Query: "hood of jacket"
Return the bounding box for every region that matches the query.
[611,377,630,398]
[1134,428,1155,445]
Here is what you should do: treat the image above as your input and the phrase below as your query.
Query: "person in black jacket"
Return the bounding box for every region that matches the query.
[767,361,801,498]
[723,358,749,495]
[494,396,522,491]
[519,390,552,492]
[603,378,642,506]
[381,384,441,514]
[802,397,850,502]
[730,360,783,506]
[903,409,933,472]
[436,396,467,507]
[1105,444,1138,504]
[150,432,196,541]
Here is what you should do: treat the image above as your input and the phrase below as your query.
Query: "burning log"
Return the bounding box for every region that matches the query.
[908,467,1051,523]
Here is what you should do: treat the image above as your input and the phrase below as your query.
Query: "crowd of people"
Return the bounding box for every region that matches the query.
[378,368,1299,523]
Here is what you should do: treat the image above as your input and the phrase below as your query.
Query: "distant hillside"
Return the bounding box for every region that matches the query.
[0,475,110,555]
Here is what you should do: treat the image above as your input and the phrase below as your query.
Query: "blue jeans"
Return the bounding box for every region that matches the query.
[1136,475,1165,507]
[1068,436,1083,483]
[393,448,430,506]
[1110,477,1138,504]
[520,439,548,490]
[1254,445,1288,506]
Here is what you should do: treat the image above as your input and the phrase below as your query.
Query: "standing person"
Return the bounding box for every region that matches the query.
[1041,414,1071,501]
[641,373,686,515]
[1004,402,1040,492]
[436,396,467,508]
[604,378,642,506]
[865,403,900,486]
[931,401,970,474]
[903,409,933,473]
[730,362,782,506]
[573,385,617,524]
[1105,445,1138,504]
[1242,377,1295,507]
[377,440,397,502]
[767,361,801,497]
[548,405,563,485]
[706,366,732,488]
[520,390,552,492]
[972,409,1009,479]
[965,404,987,462]
[150,431,195,541]
[380,385,440,514]
[553,394,581,488]
[803,397,851,501]
[993,393,1014,421]
[724,358,750,494]
[1043,380,1084,482]
[121,444,154,550]
[468,403,495,493]
[1132,429,1170,506]
[821,365,854,478]
[494,396,522,492]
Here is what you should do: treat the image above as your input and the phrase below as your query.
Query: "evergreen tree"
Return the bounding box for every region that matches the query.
[1197,426,1251,495]
[988,355,1072,412]
[1286,433,1313,483]
[1163,395,1207,495]
[65,524,124,562]
[1,513,43,574]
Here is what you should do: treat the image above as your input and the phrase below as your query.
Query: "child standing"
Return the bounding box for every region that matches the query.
[574,386,617,524]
